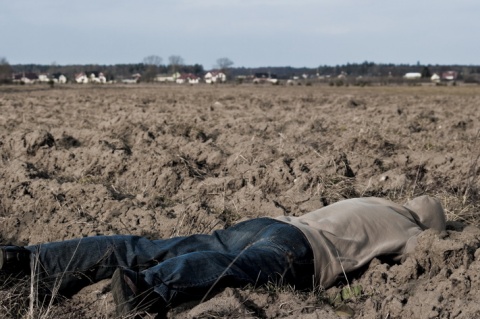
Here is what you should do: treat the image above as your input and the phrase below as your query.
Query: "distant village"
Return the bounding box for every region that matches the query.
[12,71,468,85]
[11,70,259,85]
[9,69,467,86]
[6,60,479,86]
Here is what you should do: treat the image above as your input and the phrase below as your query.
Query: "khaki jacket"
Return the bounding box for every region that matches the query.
[276,196,445,288]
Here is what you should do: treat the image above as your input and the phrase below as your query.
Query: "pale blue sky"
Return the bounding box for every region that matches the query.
[1,0,478,67]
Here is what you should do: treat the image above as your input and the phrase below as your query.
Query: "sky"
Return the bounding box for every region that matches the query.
[1,0,479,68]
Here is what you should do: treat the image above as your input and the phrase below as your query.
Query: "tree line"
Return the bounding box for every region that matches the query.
[1,55,236,83]
[1,55,479,83]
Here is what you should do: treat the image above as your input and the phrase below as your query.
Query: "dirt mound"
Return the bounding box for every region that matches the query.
[0,84,479,318]
[355,225,480,318]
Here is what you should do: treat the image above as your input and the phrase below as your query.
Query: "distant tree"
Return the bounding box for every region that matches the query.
[143,55,163,67]
[192,64,204,76]
[48,61,58,76]
[0,57,13,84]
[178,64,204,76]
[142,55,163,82]
[215,57,234,71]
[421,66,432,78]
[168,55,184,74]
[215,57,234,82]
[359,61,376,76]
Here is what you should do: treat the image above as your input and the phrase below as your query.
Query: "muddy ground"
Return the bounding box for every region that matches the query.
[0,83,479,318]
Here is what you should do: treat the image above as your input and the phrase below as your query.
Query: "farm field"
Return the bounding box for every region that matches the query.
[0,83,479,318]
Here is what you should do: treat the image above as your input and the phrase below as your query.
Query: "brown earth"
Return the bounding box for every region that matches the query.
[0,83,479,318]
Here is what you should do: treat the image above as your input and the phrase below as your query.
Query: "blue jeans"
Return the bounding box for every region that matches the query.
[27,218,314,306]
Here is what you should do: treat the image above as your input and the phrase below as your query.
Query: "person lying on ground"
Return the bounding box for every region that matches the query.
[0,195,446,317]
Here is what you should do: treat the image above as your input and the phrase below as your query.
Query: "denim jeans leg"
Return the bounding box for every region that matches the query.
[25,218,314,302]
[25,218,280,297]
[142,220,314,307]
[148,217,287,259]
[27,235,174,297]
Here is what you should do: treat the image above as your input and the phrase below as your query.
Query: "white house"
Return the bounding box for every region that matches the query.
[204,71,226,84]
[75,72,107,84]
[51,73,67,83]
[442,71,458,81]
[404,72,422,79]
[13,73,39,84]
[38,74,50,83]
[252,72,278,84]
[57,74,67,84]
[98,72,107,83]
[89,72,106,83]
[122,73,141,84]
[176,73,200,84]
[155,72,180,83]
[430,73,441,83]
[75,73,89,84]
